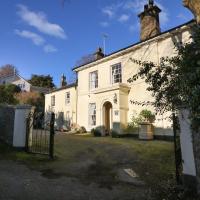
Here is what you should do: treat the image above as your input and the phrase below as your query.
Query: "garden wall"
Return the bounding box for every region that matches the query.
[0,106,15,145]
[0,105,32,148]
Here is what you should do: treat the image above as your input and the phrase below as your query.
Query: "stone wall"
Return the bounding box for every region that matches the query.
[0,105,15,145]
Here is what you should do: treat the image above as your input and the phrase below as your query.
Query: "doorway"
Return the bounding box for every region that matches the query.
[103,101,113,134]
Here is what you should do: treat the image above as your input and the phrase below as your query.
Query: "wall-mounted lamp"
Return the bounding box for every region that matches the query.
[113,93,117,104]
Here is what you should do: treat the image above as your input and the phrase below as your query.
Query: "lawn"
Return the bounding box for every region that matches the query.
[0,134,180,200]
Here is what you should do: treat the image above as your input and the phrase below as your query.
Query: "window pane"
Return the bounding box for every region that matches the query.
[65,92,70,104]
[90,71,98,89]
[112,63,122,84]
[89,103,96,126]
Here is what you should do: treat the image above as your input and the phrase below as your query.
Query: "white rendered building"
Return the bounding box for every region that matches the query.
[45,1,194,137]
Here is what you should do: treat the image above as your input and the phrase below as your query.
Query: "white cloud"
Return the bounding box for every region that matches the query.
[15,29,45,45]
[124,0,169,25]
[43,44,57,53]
[100,21,109,27]
[102,3,123,19]
[177,13,188,20]
[102,7,115,18]
[17,4,67,39]
[118,14,130,23]
[123,0,146,13]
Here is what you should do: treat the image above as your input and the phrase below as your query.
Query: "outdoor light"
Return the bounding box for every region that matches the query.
[113,93,117,104]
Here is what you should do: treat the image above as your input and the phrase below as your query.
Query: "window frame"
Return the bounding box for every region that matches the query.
[65,92,70,105]
[88,103,96,126]
[89,70,98,90]
[111,63,122,84]
[51,95,55,107]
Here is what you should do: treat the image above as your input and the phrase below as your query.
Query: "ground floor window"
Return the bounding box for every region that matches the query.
[51,95,55,106]
[89,103,96,126]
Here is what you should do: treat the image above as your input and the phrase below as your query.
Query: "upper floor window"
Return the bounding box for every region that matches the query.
[65,92,70,104]
[51,95,55,106]
[111,63,122,84]
[89,71,98,90]
[89,103,96,126]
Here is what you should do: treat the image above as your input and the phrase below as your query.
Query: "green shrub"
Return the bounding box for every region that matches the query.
[124,124,139,134]
[91,128,102,137]
[139,109,155,123]
[110,129,120,138]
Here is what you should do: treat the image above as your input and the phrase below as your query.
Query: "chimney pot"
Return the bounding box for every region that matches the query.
[138,1,161,41]
[94,47,104,60]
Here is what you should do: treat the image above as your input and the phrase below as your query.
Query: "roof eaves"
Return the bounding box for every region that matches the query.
[72,19,195,72]
[46,83,77,94]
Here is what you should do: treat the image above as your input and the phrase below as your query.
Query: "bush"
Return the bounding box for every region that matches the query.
[124,124,139,134]
[91,128,102,137]
[110,129,120,138]
[80,126,87,133]
[139,109,155,123]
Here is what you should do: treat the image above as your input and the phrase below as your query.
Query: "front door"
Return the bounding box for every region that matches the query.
[103,102,112,134]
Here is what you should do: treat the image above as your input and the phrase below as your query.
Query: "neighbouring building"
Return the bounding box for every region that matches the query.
[45,1,194,137]
[0,70,49,93]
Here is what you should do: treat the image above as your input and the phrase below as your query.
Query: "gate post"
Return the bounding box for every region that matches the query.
[49,112,55,159]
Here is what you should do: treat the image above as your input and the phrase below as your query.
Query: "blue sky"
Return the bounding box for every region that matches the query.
[0,0,193,86]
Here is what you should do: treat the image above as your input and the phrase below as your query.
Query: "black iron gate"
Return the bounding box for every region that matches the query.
[172,113,182,184]
[26,110,55,158]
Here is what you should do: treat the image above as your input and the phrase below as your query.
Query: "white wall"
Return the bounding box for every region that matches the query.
[12,78,31,92]
[12,105,32,148]
[75,27,192,134]
[45,86,77,128]
[178,109,196,176]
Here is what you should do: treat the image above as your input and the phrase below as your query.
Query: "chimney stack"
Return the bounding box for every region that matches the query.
[60,74,67,87]
[138,0,161,41]
[94,47,104,60]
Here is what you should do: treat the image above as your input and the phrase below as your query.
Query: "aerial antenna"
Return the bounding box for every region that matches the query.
[102,33,108,55]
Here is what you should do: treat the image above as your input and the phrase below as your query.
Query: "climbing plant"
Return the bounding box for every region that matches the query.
[128,25,200,129]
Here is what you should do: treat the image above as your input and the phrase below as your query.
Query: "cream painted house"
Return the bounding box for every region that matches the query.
[45,1,194,137]
[45,83,77,130]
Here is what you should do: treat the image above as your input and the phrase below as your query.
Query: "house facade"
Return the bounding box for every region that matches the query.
[0,72,49,93]
[45,84,77,130]
[45,1,194,137]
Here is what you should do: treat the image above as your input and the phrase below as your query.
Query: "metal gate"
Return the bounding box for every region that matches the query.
[26,110,55,158]
[172,113,182,184]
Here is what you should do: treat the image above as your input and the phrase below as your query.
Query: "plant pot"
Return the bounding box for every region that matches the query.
[139,122,154,140]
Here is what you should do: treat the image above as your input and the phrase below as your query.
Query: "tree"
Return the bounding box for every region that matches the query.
[15,91,44,111]
[0,84,21,104]
[128,26,200,118]
[75,54,96,67]
[128,25,200,193]
[0,64,18,78]
[29,74,55,89]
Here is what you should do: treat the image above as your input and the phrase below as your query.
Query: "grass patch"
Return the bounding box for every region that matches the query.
[0,134,181,199]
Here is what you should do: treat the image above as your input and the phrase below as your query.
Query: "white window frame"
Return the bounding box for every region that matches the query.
[51,95,55,106]
[111,63,122,84]
[89,103,96,126]
[89,71,98,90]
[65,92,70,104]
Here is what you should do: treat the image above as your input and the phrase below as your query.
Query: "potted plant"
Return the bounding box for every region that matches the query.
[138,109,155,140]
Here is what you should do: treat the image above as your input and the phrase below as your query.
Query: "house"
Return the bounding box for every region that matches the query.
[0,70,49,93]
[45,1,194,137]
